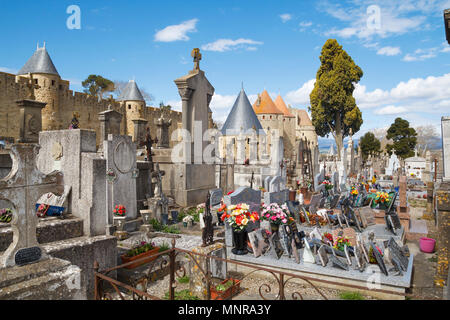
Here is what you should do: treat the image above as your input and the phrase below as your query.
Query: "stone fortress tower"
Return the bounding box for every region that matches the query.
[16,43,67,131]
[117,80,146,136]
[219,87,265,163]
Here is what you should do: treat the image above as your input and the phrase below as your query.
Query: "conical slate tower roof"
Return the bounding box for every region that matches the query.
[274,95,295,117]
[18,46,59,76]
[117,80,145,102]
[253,90,283,115]
[221,89,264,135]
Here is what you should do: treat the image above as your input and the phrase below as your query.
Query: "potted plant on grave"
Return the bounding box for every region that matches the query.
[210,279,242,300]
[261,203,294,232]
[374,192,391,210]
[0,208,12,223]
[221,203,259,255]
[113,204,127,232]
[120,241,162,269]
[182,215,194,227]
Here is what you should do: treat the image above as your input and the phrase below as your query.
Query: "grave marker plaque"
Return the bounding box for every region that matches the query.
[318,245,328,267]
[15,247,42,266]
[329,255,349,271]
[370,242,388,276]
[269,232,284,259]
[387,237,409,271]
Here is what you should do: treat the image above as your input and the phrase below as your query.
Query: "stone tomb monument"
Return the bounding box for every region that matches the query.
[104,133,138,234]
[173,48,216,206]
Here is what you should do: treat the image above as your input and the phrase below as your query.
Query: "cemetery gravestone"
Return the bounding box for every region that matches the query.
[0,144,64,267]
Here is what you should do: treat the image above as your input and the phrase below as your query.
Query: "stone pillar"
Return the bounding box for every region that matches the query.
[16,99,47,143]
[132,118,148,146]
[442,116,450,182]
[435,182,450,288]
[397,175,411,232]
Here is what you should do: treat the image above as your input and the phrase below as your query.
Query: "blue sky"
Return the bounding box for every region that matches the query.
[1,0,449,141]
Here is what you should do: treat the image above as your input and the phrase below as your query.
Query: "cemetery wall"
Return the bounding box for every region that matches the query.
[0,71,183,148]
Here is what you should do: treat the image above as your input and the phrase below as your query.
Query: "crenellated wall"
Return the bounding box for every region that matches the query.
[0,72,183,148]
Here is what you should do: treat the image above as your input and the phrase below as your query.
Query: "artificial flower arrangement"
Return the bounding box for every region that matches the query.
[113,204,127,217]
[351,187,359,196]
[333,236,351,252]
[323,232,333,243]
[261,203,294,225]
[0,208,12,223]
[217,203,227,215]
[36,204,49,218]
[221,203,259,230]
[321,180,334,191]
[259,186,266,192]
[227,191,234,196]
[182,215,194,224]
[374,192,391,204]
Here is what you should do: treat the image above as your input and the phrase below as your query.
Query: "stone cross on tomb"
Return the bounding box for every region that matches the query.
[26,73,40,100]
[0,144,63,268]
[191,48,202,71]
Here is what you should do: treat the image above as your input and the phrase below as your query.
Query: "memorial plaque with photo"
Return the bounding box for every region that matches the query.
[269,232,285,260]
[279,226,292,257]
[260,229,272,256]
[248,230,269,258]
[286,223,302,249]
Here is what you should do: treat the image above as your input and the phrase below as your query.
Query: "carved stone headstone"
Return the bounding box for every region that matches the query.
[0,144,63,267]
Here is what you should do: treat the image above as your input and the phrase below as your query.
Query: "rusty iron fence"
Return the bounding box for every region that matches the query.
[93,238,406,300]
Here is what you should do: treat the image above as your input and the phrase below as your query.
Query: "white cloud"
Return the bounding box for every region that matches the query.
[402,47,438,62]
[299,21,313,27]
[373,105,407,115]
[319,0,446,40]
[285,79,316,105]
[201,38,263,52]
[154,19,198,42]
[280,14,292,23]
[377,46,401,56]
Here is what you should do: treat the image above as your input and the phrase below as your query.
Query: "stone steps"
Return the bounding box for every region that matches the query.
[0,215,83,252]
[41,235,117,300]
[0,257,85,300]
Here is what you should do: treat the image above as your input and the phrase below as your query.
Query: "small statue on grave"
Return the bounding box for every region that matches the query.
[201,192,214,247]
[69,112,80,129]
[191,48,202,71]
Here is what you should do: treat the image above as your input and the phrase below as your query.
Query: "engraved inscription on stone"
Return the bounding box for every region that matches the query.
[15,247,42,266]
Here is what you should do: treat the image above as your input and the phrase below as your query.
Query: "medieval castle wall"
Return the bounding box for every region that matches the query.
[0,71,183,148]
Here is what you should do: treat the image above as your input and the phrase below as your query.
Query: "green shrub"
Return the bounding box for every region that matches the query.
[158,242,170,252]
[164,289,199,300]
[339,291,365,300]
[177,276,190,284]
